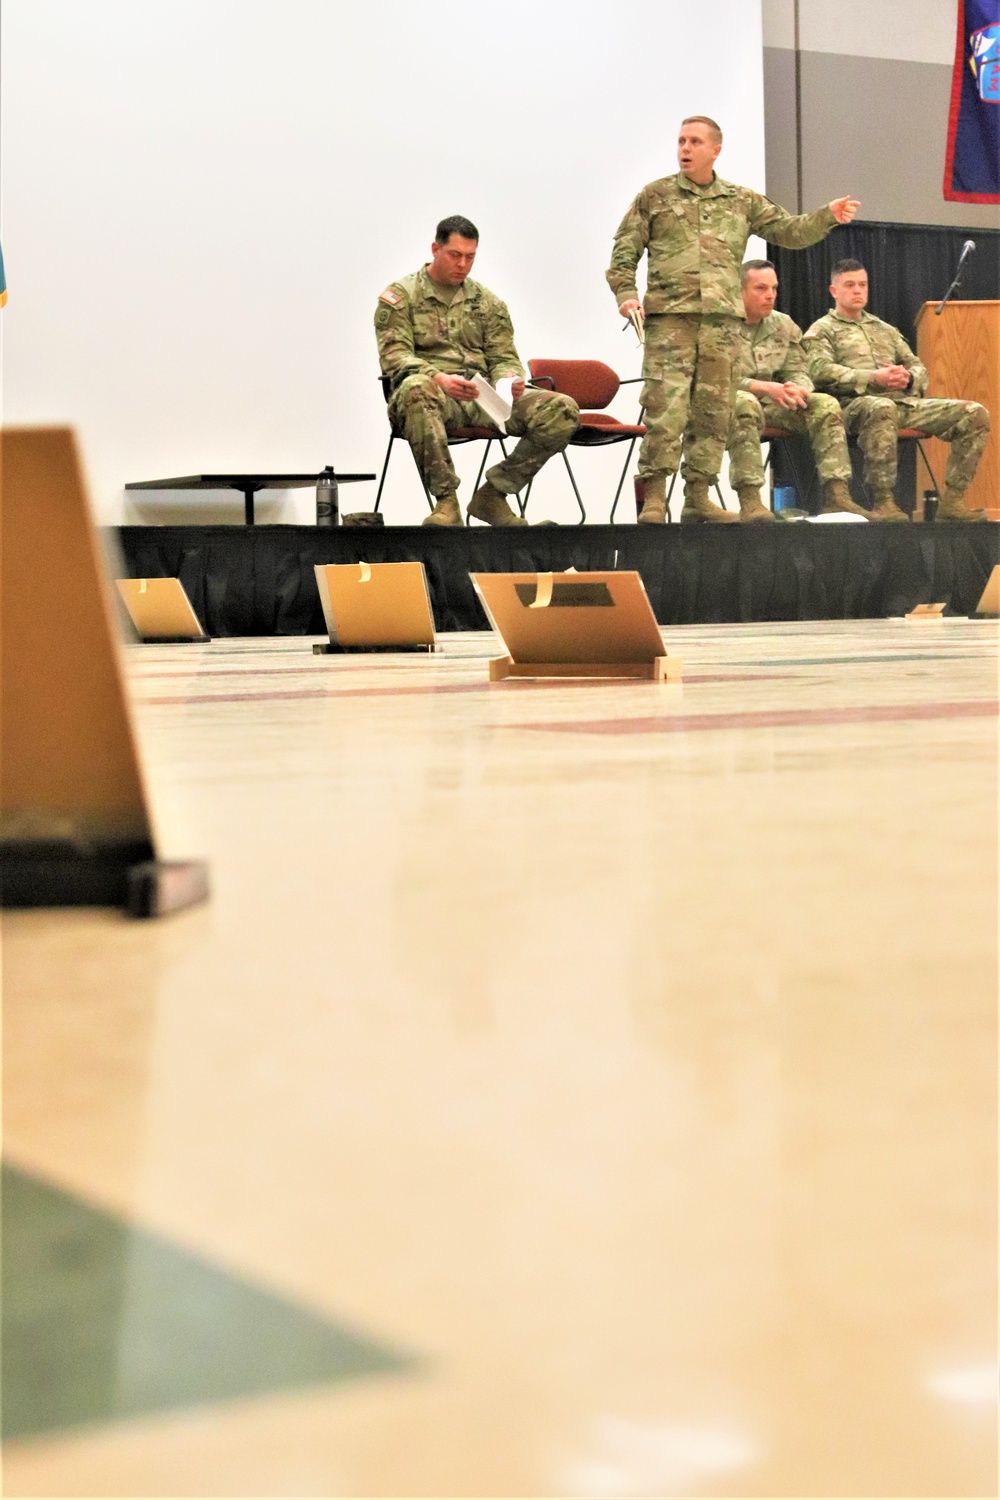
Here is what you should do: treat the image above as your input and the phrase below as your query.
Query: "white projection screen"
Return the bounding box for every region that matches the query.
[0,1,765,525]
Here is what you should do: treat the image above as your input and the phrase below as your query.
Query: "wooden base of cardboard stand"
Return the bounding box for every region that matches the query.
[905,603,948,620]
[137,634,211,645]
[488,656,682,682]
[127,859,211,918]
[312,642,435,655]
[0,840,209,918]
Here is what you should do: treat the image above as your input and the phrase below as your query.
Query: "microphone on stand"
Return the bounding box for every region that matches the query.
[935,239,976,315]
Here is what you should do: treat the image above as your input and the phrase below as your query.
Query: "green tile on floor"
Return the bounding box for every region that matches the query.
[2,1163,416,1442]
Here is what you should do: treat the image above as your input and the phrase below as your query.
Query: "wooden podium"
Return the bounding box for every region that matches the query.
[915,301,999,518]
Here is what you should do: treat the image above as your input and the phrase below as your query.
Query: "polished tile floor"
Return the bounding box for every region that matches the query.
[3,619,997,1497]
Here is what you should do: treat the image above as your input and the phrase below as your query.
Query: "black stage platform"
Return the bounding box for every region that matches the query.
[113,523,1000,636]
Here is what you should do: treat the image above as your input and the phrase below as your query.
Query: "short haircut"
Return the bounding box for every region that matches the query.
[681,115,723,143]
[741,258,775,284]
[831,258,866,277]
[435,215,479,245]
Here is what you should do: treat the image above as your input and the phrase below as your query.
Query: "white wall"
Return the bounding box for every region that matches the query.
[1,1,765,527]
[763,0,956,64]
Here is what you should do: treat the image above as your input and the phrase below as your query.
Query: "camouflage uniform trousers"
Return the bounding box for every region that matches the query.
[388,374,579,500]
[727,389,851,490]
[638,313,745,482]
[842,395,990,494]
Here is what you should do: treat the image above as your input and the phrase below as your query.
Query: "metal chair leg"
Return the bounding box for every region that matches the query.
[781,443,814,512]
[761,444,775,511]
[403,442,435,510]
[665,470,679,524]
[609,434,641,523]
[914,437,942,499]
[561,451,586,523]
[373,431,396,513]
[471,439,494,495]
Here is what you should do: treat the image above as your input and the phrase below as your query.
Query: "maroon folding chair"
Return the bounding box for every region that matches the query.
[526,360,645,523]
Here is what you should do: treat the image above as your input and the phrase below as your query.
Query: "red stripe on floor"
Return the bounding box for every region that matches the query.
[131,664,384,680]
[510,700,999,735]
[138,683,492,705]
[135,671,789,706]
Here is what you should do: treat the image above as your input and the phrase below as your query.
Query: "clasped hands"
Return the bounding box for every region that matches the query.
[759,380,809,410]
[433,372,525,401]
[872,363,911,391]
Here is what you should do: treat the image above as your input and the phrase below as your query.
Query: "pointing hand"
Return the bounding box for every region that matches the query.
[829,196,861,224]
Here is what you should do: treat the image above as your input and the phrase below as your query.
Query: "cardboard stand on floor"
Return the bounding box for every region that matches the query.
[0,427,209,916]
[905,602,948,620]
[312,561,436,653]
[470,571,682,681]
[116,577,210,643]
[975,566,1000,617]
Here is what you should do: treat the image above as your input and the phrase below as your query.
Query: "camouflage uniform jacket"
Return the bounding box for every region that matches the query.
[606,173,837,318]
[375,266,524,389]
[737,311,813,392]
[803,309,928,403]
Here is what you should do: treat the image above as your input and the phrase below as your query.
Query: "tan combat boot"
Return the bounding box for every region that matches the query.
[467,480,528,527]
[736,486,776,522]
[422,494,462,526]
[937,487,988,522]
[821,478,871,519]
[681,480,738,524]
[635,474,667,524]
[870,490,910,523]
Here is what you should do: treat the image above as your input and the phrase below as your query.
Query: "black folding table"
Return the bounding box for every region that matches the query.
[125,472,375,526]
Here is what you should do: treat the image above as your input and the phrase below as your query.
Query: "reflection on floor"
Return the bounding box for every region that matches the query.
[3,620,997,1497]
[2,1164,412,1443]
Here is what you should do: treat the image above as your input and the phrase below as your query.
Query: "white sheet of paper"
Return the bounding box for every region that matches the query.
[806,512,868,524]
[471,374,513,434]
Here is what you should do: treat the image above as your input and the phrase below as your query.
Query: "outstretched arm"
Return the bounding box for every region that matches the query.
[749,192,858,249]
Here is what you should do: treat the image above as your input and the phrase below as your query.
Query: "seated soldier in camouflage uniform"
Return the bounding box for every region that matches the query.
[375,215,579,527]
[804,259,990,522]
[727,260,866,521]
[607,115,858,525]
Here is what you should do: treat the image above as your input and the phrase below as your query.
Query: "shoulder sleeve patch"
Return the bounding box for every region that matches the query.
[379,288,401,305]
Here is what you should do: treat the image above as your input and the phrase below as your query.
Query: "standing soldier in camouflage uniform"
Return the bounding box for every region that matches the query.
[727,259,866,521]
[607,116,859,524]
[375,215,579,526]
[804,259,990,522]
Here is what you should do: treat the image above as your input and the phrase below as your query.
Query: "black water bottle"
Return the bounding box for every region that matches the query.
[316,465,339,527]
[923,490,938,523]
